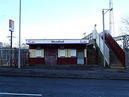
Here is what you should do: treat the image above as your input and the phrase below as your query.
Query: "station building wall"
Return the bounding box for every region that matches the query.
[28,48,87,65]
[27,43,98,66]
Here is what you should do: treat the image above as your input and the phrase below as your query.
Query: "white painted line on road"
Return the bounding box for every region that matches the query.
[0,92,42,96]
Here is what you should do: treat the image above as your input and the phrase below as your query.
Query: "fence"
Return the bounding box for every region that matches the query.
[125,49,129,67]
[0,48,28,67]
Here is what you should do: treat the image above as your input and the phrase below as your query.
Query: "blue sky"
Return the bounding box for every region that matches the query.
[0,0,129,46]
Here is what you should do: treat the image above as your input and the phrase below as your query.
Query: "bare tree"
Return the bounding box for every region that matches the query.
[121,17,129,34]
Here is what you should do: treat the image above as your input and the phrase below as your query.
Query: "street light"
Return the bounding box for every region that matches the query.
[102,8,113,67]
[18,0,21,68]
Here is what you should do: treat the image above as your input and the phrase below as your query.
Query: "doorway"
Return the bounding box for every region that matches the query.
[77,51,84,64]
[45,49,57,65]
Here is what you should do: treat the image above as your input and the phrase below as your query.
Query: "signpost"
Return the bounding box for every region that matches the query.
[9,19,14,67]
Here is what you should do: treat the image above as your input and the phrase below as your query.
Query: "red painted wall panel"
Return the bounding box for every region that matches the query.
[58,58,77,64]
[28,58,77,65]
[28,58,45,65]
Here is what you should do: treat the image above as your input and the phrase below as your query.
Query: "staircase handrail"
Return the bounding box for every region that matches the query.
[92,30,110,65]
[83,33,94,40]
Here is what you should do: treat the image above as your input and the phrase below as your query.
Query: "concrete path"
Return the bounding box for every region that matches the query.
[0,67,129,80]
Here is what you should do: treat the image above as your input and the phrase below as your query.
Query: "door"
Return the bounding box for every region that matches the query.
[45,49,57,65]
[77,51,84,64]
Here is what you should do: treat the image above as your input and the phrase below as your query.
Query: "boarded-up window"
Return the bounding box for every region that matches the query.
[58,49,76,57]
[35,50,44,57]
[29,49,44,58]
[67,49,71,57]
[70,49,76,57]
[58,49,65,57]
[29,49,35,58]
[41,49,44,57]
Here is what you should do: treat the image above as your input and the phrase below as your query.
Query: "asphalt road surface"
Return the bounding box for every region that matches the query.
[0,76,129,97]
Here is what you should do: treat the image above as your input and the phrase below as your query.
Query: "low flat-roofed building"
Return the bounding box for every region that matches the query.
[26,39,97,65]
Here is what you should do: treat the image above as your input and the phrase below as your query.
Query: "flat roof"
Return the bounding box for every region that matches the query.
[26,39,89,45]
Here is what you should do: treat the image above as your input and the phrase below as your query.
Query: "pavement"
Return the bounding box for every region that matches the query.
[0,65,129,80]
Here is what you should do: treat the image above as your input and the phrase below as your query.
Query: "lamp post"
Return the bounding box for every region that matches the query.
[83,32,87,65]
[102,8,113,67]
[18,0,21,68]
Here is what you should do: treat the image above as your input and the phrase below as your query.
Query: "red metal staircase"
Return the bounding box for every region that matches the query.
[104,32,125,66]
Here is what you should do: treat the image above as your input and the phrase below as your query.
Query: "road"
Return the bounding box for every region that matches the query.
[0,76,129,97]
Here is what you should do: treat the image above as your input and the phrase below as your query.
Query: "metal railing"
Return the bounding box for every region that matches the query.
[92,30,110,65]
[83,32,94,40]
[83,30,110,65]
[0,48,28,67]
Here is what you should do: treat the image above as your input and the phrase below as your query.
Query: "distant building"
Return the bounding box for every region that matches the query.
[0,42,3,48]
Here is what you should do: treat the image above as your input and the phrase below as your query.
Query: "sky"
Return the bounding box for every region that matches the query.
[0,0,129,47]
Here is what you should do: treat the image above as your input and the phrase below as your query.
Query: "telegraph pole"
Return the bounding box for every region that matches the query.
[109,0,114,32]
[102,10,106,67]
[102,8,113,67]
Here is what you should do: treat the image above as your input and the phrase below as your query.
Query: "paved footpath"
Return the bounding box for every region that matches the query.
[0,67,129,80]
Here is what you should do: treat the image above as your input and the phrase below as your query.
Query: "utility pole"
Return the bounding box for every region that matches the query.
[102,8,113,67]
[109,0,114,33]
[102,10,106,67]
